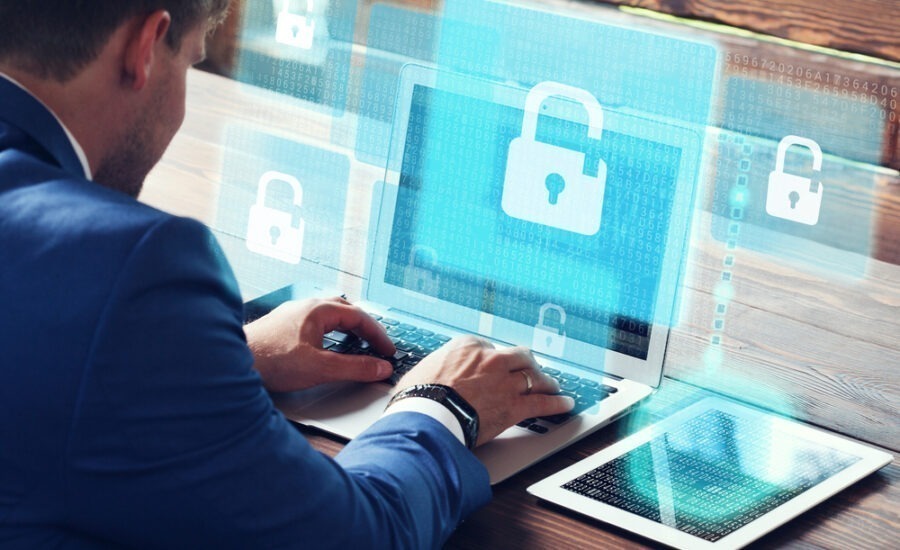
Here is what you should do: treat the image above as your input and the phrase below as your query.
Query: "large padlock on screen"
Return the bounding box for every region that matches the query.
[502,81,607,236]
[532,303,567,357]
[246,171,305,264]
[765,135,824,226]
[403,245,440,296]
[275,0,315,49]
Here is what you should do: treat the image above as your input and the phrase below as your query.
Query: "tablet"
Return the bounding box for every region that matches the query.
[528,397,892,549]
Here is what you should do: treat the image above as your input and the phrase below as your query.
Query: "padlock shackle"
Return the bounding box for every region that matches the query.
[256,171,303,208]
[775,135,823,174]
[282,0,313,15]
[408,244,438,268]
[538,302,567,329]
[520,81,603,143]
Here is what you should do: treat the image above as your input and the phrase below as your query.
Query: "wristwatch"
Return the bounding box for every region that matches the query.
[387,384,479,450]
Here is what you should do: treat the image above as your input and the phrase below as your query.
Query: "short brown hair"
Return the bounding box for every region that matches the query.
[0,1,230,81]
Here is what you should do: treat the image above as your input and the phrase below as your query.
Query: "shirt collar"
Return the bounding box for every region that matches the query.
[0,72,92,179]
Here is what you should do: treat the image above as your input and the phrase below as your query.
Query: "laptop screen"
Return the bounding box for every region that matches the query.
[380,83,688,361]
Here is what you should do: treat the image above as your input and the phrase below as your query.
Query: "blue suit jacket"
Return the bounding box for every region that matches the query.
[0,76,490,548]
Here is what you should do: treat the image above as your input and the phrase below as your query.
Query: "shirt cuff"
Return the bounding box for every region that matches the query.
[382,397,466,447]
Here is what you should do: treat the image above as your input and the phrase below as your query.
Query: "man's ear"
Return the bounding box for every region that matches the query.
[123,10,172,91]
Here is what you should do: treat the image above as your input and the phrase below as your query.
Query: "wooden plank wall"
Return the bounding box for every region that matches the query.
[591,1,899,170]
[594,0,900,63]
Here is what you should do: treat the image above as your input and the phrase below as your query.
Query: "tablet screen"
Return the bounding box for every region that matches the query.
[561,408,861,542]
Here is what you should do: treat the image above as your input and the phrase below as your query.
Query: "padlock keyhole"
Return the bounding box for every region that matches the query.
[545,173,566,205]
[269,226,281,245]
[788,191,800,209]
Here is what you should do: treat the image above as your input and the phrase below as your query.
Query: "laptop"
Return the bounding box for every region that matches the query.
[261,64,706,483]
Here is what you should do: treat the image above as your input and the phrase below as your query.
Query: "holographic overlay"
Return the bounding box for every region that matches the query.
[710,68,888,279]
[232,0,358,116]
[214,125,349,298]
[381,77,700,369]
[438,0,717,127]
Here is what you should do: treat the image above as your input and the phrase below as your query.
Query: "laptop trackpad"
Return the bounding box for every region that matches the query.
[288,383,393,441]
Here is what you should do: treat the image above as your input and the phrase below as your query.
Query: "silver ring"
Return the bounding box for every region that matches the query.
[520,370,533,395]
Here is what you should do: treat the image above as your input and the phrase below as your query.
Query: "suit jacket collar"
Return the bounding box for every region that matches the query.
[0,74,89,179]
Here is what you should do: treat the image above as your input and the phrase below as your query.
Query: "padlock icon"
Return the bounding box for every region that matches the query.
[502,81,607,236]
[766,135,824,226]
[403,245,440,296]
[275,0,315,50]
[246,171,305,264]
[532,303,567,357]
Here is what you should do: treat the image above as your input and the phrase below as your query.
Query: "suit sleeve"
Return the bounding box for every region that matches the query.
[64,216,491,549]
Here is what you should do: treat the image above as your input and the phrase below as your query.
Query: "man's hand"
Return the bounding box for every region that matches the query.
[394,336,574,446]
[244,297,396,392]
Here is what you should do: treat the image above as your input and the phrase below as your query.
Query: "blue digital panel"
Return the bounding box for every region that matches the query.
[439,0,717,127]
[384,85,690,360]
[351,5,500,167]
[722,78,883,165]
[708,78,879,278]
[214,126,349,298]
[232,0,357,116]
[353,4,440,165]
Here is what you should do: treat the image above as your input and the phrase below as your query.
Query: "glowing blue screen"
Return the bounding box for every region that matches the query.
[384,85,688,359]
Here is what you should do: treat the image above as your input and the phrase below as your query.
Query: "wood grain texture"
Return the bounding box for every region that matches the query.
[592,0,900,63]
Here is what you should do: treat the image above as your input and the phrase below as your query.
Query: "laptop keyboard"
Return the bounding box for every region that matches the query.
[322,314,618,433]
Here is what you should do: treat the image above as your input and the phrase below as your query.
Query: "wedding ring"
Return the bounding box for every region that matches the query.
[520,370,534,395]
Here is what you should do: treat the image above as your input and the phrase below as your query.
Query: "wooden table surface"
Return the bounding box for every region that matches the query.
[142,67,899,549]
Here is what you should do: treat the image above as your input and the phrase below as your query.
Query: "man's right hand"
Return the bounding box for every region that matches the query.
[393,336,574,447]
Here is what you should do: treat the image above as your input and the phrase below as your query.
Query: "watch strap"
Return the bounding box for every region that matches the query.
[387,384,479,450]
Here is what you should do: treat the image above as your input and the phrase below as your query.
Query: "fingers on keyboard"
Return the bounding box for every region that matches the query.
[325,320,449,386]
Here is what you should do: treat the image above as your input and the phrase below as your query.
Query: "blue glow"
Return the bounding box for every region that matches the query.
[710,80,878,278]
[714,281,735,303]
[352,5,440,165]
[213,126,349,297]
[231,0,358,116]
[439,0,717,127]
[730,187,749,207]
[704,346,723,370]
[352,5,501,167]
[379,79,700,359]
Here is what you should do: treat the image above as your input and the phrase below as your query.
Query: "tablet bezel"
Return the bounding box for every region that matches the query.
[527,397,892,549]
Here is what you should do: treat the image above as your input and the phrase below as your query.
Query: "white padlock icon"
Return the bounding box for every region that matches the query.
[502,81,607,236]
[532,303,567,357]
[246,171,305,264]
[766,135,824,226]
[403,245,440,296]
[275,0,315,50]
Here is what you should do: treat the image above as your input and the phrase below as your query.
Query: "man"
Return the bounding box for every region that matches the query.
[0,1,572,547]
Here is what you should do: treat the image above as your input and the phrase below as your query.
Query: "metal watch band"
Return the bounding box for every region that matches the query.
[387,384,480,450]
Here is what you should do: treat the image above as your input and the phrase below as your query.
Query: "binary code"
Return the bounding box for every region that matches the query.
[382,83,687,359]
[231,0,357,115]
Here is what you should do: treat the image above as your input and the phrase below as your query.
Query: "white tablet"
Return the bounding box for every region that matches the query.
[528,397,892,549]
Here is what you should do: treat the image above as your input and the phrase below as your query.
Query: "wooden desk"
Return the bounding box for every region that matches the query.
[142,67,898,548]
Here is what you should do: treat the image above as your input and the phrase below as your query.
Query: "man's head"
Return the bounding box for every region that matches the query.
[0,1,230,196]
[0,1,230,82]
